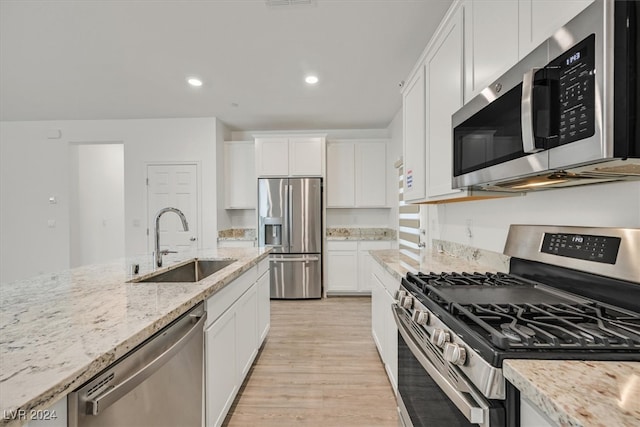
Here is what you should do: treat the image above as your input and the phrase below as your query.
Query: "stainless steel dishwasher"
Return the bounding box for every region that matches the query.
[69,303,206,427]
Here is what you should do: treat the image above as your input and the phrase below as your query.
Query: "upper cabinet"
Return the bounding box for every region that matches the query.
[518,0,594,59]
[255,135,325,177]
[224,141,256,209]
[426,6,464,199]
[402,66,427,202]
[463,0,519,103]
[326,140,388,208]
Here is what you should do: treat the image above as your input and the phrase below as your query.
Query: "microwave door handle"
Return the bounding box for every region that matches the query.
[521,68,544,153]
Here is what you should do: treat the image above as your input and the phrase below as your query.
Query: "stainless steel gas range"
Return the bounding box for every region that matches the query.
[394,225,640,427]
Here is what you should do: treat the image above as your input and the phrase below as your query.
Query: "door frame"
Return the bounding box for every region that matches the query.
[145,161,202,252]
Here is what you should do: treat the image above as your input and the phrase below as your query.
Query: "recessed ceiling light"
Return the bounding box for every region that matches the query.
[305,75,319,85]
[187,77,203,87]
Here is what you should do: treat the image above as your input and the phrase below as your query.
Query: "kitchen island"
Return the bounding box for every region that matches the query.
[0,247,270,427]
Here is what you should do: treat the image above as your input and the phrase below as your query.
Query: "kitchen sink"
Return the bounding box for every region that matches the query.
[133,259,236,283]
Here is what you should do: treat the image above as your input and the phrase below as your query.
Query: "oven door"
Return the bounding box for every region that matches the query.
[393,306,505,427]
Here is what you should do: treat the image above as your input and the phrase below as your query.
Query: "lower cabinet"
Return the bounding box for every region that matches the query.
[326,240,394,294]
[205,258,270,427]
[370,260,400,393]
[520,395,558,427]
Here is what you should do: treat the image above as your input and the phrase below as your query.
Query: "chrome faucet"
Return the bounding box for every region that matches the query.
[154,207,189,267]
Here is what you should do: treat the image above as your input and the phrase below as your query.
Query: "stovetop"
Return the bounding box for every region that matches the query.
[405,272,640,353]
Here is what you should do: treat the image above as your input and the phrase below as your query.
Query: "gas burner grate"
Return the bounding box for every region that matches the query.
[454,301,640,350]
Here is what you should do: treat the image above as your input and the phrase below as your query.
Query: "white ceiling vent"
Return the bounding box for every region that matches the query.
[265,0,316,8]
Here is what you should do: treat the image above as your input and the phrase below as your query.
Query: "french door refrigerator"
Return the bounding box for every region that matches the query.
[258,177,322,299]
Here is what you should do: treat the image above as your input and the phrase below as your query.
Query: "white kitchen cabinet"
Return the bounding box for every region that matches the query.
[326,140,388,208]
[256,266,270,343]
[463,0,519,103]
[402,64,427,202]
[236,283,258,379]
[255,136,325,177]
[355,142,387,207]
[371,259,399,392]
[217,240,255,248]
[326,240,393,294]
[205,305,238,427]
[224,141,256,209]
[518,0,594,60]
[204,260,270,427]
[326,241,359,292]
[426,6,464,199]
[326,142,356,207]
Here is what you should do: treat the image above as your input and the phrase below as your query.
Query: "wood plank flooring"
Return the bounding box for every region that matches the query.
[223,297,399,427]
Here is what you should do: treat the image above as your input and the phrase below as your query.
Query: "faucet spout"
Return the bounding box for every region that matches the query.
[154,207,189,267]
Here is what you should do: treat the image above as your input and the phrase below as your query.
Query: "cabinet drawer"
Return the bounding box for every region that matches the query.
[327,241,358,251]
[206,266,257,326]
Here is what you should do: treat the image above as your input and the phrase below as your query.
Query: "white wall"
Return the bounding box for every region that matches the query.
[69,143,125,267]
[426,182,640,253]
[1,118,220,282]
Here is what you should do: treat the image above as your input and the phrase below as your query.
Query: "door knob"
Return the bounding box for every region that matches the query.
[190,237,197,242]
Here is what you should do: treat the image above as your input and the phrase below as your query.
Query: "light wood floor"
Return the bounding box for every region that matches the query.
[223,297,399,427]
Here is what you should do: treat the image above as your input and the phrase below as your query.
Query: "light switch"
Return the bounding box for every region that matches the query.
[49,196,57,204]
[47,219,56,228]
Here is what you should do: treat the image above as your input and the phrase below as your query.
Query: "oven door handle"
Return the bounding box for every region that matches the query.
[392,305,490,426]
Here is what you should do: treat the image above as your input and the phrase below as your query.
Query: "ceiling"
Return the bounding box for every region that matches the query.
[0,0,452,131]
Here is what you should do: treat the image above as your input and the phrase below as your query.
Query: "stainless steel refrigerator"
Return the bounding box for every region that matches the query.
[258,177,322,299]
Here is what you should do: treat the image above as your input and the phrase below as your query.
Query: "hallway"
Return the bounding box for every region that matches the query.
[223,297,398,426]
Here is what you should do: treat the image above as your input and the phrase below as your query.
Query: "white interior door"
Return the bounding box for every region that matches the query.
[147,164,198,254]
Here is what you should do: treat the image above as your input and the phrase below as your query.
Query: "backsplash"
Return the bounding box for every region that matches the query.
[326,227,397,241]
[217,228,256,241]
[432,239,510,272]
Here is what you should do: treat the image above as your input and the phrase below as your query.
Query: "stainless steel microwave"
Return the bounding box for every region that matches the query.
[452,0,640,191]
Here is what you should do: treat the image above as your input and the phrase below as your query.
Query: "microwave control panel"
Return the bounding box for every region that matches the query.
[541,232,620,264]
[552,34,596,145]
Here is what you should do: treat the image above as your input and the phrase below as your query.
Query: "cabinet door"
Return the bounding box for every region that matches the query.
[426,7,464,198]
[358,241,392,292]
[519,0,594,59]
[236,284,258,379]
[326,142,355,207]
[326,242,358,292]
[224,141,256,209]
[289,137,323,176]
[402,65,427,202]
[383,288,398,392]
[256,138,289,177]
[256,270,270,344]
[464,0,519,102]
[371,271,385,357]
[355,142,387,207]
[205,308,237,427]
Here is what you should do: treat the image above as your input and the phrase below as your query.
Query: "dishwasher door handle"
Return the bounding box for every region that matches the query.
[86,313,206,416]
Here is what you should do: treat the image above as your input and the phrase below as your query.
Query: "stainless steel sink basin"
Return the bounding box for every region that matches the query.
[134,259,236,283]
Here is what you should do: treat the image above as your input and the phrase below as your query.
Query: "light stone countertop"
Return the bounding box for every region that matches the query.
[370,246,640,427]
[0,247,270,427]
[504,360,640,427]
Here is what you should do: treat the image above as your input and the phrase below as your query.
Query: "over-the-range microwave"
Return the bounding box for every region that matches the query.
[452,0,640,191]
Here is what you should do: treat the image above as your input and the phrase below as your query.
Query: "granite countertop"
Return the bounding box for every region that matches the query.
[504,360,640,427]
[0,247,270,427]
[326,227,397,241]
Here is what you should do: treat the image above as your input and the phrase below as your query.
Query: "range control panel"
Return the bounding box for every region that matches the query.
[541,233,620,264]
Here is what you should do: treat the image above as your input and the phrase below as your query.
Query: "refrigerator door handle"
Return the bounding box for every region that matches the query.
[288,184,293,252]
[270,257,320,262]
